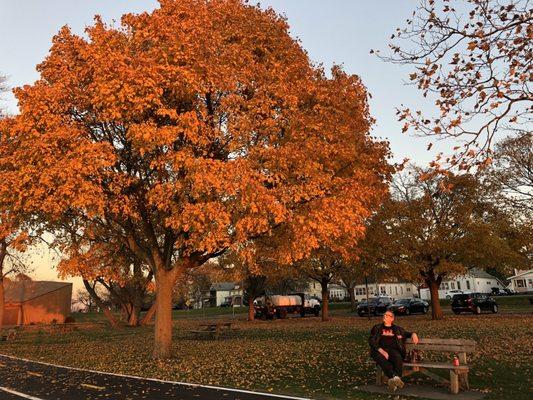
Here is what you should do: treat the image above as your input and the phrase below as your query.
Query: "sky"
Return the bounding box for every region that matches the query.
[0,0,444,287]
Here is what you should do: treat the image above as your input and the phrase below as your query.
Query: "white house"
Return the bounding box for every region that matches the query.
[508,269,533,294]
[352,281,419,302]
[209,282,244,307]
[420,268,506,300]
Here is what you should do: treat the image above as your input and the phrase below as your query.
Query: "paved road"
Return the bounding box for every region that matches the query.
[0,355,309,400]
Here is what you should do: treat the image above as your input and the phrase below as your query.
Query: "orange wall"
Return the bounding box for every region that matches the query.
[3,285,72,326]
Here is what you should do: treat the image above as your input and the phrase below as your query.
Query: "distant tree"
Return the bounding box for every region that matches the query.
[486,132,532,215]
[383,167,526,319]
[58,238,154,327]
[298,249,345,321]
[378,0,532,167]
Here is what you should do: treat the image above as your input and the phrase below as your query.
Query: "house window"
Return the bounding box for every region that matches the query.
[517,279,525,288]
[466,281,471,290]
[400,287,404,294]
[451,282,455,289]
[445,282,449,290]
[487,281,491,285]
[395,287,398,295]
[380,286,386,295]
[407,287,411,292]
[528,279,533,287]
[457,282,461,290]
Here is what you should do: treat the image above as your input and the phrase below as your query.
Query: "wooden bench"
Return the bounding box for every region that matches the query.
[191,322,235,339]
[375,338,476,394]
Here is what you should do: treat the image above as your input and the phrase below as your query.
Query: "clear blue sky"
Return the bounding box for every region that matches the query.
[0,0,443,284]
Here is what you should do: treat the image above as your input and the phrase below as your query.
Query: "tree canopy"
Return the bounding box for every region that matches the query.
[1,0,392,357]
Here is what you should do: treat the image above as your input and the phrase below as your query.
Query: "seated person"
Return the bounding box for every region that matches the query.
[369,310,419,391]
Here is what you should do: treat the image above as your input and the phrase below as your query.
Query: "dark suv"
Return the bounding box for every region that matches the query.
[357,297,392,316]
[451,293,498,315]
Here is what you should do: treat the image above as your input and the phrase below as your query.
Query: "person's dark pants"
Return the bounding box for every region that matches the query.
[371,349,403,379]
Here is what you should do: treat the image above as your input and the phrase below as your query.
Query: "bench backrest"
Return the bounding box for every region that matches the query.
[405,338,476,353]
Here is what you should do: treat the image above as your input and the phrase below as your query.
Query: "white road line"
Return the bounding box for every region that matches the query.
[0,386,44,400]
[0,353,312,400]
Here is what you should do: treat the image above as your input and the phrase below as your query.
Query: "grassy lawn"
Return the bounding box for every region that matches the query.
[1,313,531,400]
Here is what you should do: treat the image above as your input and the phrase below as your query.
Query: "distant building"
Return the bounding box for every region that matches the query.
[420,269,506,300]
[206,282,243,307]
[351,280,419,302]
[2,281,73,326]
[508,269,533,294]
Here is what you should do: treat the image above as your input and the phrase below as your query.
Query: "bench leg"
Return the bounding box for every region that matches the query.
[376,366,385,385]
[450,370,459,394]
[459,371,469,390]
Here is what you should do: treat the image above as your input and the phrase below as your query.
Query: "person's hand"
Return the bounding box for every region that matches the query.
[412,333,419,345]
[378,348,389,360]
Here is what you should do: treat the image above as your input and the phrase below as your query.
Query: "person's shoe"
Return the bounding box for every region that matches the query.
[387,377,398,391]
[393,376,405,389]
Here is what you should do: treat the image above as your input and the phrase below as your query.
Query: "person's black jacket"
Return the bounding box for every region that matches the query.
[369,323,413,359]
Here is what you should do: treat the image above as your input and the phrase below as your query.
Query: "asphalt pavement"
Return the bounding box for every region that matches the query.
[0,355,310,400]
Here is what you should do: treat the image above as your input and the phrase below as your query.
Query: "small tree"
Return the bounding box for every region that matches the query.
[486,132,532,215]
[383,167,526,319]
[299,250,345,321]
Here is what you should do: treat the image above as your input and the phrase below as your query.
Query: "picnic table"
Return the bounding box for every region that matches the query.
[191,322,236,339]
[375,337,476,394]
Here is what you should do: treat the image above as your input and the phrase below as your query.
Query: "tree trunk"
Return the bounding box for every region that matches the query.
[0,278,4,335]
[83,279,119,328]
[153,268,175,359]
[248,296,255,321]
[321,280,329,322]
[140,301,156,326]
[128,304,140,326]
[0,244,6,334]
[428,279,443,320]
[348,284,357,312]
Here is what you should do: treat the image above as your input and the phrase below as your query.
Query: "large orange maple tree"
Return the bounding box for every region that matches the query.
[4,0,392,358]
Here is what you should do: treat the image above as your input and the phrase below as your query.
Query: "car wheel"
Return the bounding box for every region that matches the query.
[405,308,410,316]
[314,306,320,317]
[453,310,460,315]
[446,295,451,300]
[474,306,481,315]
[423,307,428,314]
[492,304,498,313]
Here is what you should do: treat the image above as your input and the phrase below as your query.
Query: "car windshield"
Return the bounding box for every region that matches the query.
[452,294,471,300]
[394,299,410,304]
[360,298,379,305]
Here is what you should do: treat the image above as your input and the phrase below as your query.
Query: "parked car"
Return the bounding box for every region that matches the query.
[356,297,392,316]
[451,293,498,314]
[445,289,464,300]
[387,298,429,315]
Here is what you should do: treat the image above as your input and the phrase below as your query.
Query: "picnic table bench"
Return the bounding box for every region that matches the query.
[375,337,476,395]
[0,329,17,341]
[190,322,236,339]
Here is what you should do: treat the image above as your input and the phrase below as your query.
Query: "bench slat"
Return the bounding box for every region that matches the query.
[406,343,476,352]
[406,338,476,346]
[405,362,469,370]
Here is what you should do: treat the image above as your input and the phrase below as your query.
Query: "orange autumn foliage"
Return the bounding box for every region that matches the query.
[2,0,392,357]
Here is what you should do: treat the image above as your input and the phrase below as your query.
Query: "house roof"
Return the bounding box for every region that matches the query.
[508,269,533,280]
[4,281,72,304]
[467,268,499,280]
[210,282,239,291]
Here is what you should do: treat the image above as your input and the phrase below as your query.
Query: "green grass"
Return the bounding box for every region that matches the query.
[1,313,531,400]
